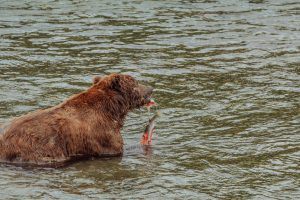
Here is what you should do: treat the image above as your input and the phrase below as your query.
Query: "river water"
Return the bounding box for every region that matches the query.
[0,0,299,199]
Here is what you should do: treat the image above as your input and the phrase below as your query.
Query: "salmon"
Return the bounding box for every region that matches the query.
[146,99,158,112]
[140,111,160,145]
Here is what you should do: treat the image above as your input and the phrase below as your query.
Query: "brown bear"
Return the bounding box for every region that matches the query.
[0,73,153,167]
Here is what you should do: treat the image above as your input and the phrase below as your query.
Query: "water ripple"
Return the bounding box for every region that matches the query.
[0,0,300,199]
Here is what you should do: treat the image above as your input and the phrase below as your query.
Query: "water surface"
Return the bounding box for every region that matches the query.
[0,0,299,199]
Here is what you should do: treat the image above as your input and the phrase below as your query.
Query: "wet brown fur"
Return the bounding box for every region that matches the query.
[0,74,152,167]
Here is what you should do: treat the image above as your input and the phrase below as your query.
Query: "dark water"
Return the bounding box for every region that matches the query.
[0,0,300,199]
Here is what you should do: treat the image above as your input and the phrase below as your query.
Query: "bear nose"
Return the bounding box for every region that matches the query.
[145,86,153,95]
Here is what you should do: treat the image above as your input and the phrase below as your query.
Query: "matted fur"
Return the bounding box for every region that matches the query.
[0,74,153,167]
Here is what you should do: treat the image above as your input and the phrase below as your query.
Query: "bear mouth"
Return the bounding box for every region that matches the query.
[144,93,152,104]
[145,95,152,104]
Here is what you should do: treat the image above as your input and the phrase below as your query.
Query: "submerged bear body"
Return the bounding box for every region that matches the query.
[0,74,153,167]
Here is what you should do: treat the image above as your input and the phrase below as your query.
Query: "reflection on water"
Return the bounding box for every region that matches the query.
[0,0,299,199]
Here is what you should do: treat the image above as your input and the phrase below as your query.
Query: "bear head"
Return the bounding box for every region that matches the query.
[93,74,153,110]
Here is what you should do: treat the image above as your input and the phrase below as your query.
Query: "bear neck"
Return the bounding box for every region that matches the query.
[89,89,130,126]
[65,88,130,129]
[101,96,130,126]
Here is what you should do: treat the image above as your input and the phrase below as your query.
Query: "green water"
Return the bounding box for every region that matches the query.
[0,0,299,199]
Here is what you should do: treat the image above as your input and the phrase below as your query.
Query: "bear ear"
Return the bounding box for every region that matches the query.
[93,76,102,85]
[110,74,122,93]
